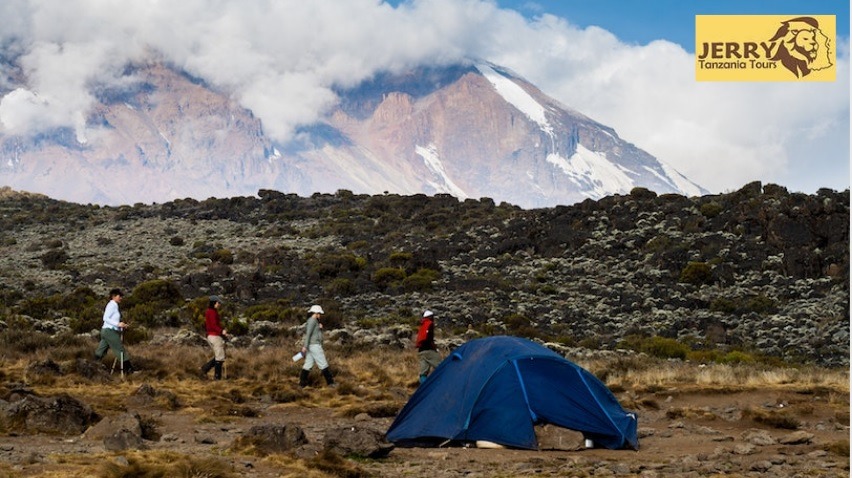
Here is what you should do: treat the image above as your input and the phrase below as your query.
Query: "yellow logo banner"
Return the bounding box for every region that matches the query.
[696,15,836,81]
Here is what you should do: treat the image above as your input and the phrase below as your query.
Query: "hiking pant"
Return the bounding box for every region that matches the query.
[95,328,128,360]
[418,349,441,378]
[303,344,329,371]
[207,335,226,361]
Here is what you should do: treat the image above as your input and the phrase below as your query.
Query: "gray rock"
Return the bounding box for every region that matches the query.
[84,412,142,441]
[322,426,394,458]
[778,431,814,445]
[104,429,146,451]
[1,394,98,435]
[237,424,308,454]
[535,424,585,451]
[742,429,776,446]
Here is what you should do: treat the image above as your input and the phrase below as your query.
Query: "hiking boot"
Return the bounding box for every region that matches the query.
[200,358,216,379]
[299,369,310,388]
[321,368,335,387]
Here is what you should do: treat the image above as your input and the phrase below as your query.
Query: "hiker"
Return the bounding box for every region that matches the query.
[200,295,228,380]
[415,310,441,384]
[299,304,335,388]
[94,288,133,373]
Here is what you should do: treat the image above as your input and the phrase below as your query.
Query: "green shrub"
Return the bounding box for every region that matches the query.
[346,240,369,250]
[243,301,298,323]
[389,251,412,265]
[129,279,183,305]
[309,252,364,279]
[325,278,356,296]
[503,314,543,339]
[700,201,723,218]
[579,336,602,350]
[210,249,234,264]
[718,350,756,364]
[643,235,671,253]
[123,280,184,327]
[372,267,406,289]
[710,294,777,315]
[746,294,776,314]
[620,335,690,360]
[679,262,712,285]
[226,317,249,336]
[402,268,439,292]
[40,249,69,270]
[686,349,724,363]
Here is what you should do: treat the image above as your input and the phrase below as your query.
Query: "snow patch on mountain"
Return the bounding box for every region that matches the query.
[656,162,704,197]
[547,145,635,199]
[416,144,468,199]
[475,63,554,138]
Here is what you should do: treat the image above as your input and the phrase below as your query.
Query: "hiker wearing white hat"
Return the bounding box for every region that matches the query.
[299,304,335,388]
[415,310,441,384]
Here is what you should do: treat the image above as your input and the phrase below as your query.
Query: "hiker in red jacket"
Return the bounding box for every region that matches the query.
[415,310,441,384]
[200,296,228,380]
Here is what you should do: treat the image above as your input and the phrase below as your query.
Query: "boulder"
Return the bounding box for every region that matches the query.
[535,424,585,451]
[72,359,112,382]
[323,426,394,458]
[235,424,308,454]
[741,429,776,446]
[104,429,146,451]
[1,393,98,435]
[778,431,814,445]
[83,412,143,441]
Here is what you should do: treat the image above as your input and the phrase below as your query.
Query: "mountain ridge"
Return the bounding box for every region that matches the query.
[0,59,705,207]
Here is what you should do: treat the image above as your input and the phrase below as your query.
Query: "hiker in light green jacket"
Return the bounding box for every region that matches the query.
[299,304,335,388]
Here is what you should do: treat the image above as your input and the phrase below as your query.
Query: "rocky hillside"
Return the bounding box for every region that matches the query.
[0,183,847,366]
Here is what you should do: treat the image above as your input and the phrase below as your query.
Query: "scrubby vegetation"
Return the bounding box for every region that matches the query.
[0,182,847,371]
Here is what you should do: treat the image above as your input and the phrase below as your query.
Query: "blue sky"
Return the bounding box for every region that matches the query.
[499,0,850,52]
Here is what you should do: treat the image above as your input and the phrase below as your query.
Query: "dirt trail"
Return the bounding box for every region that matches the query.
[0,384,848,477]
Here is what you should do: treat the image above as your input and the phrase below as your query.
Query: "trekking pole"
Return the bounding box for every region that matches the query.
[120,329,125,379]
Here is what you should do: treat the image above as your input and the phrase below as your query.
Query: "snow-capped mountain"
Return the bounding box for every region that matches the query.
[0,60,706,207]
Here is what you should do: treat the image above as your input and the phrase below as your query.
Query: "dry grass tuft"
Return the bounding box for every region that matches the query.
[307,449,370,478]
[99,451,237,478]
[824,439,850,457]
[665,407,718,421]
[591,357,849,397]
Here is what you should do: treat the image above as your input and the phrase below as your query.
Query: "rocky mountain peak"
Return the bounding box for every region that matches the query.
[0,59,705,207]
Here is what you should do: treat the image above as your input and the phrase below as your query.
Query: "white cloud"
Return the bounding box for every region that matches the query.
[0,0,848,193]
[475,13,850,193]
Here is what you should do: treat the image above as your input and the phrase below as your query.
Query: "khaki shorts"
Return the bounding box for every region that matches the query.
[419,349,441,376]
[207,335,226,361]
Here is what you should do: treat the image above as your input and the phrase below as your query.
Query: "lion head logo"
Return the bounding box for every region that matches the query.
[769,16,833,78]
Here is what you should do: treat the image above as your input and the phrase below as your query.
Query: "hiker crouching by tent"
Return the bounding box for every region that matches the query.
[94,288,134,374]
[299,304,336,388]
[200,295,228,380]
[415,310,441,384]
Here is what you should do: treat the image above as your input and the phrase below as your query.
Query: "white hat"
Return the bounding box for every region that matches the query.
[308,305,325,314]
[423,310,433,318]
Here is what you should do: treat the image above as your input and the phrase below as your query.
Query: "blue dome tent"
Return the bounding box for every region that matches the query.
[386,336,639,450]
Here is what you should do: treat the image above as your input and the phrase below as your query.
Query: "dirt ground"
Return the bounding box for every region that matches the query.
[0,380,848,477]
